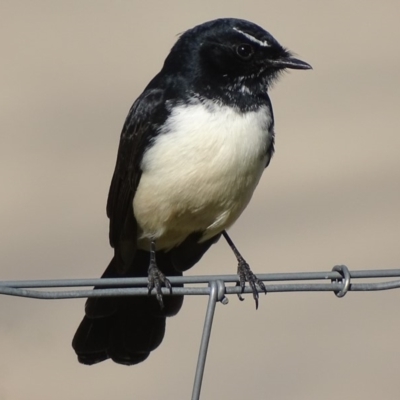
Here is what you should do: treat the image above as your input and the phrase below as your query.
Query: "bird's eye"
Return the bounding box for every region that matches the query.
[236,44,254,60]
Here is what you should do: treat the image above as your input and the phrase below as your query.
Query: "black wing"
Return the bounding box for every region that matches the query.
[106,88,169,264]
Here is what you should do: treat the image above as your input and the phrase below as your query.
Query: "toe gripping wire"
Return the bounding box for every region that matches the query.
[331,265,351,298]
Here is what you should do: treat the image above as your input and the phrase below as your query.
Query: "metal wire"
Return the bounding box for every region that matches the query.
[2,265,400,400]
[191,280,225,400]
[1,267,400,299]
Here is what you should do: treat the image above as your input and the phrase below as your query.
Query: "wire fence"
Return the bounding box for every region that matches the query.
[1,266,400,299]
[1,265,400,400]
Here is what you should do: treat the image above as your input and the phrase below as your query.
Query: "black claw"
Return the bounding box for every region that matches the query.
[235,282,245,302]
[146,240,173,309]
[222,231,266,308]
[147,264,171,309]
[237,258,267,309]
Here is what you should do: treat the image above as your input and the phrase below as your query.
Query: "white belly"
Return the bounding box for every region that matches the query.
[133,101,273,250]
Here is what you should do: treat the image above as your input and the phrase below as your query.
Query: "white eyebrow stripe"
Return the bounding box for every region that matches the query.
[233,27,271,47]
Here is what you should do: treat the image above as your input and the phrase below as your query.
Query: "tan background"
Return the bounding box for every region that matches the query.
[1,1,400,399]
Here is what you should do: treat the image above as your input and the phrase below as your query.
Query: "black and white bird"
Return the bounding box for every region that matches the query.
[72,18,311,365]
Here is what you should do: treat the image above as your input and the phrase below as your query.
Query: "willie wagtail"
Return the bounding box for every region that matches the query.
[72,18,311,365]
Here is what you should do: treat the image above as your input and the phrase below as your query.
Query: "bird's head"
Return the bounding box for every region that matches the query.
[163,18,311,100]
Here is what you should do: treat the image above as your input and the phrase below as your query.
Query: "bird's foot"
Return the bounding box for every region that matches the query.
[222,231,266,309]
[236,258,267,309]
[147,240,172,309]
[147,264,172,309]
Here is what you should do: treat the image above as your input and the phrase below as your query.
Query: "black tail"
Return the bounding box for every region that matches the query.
[72,250,183,366]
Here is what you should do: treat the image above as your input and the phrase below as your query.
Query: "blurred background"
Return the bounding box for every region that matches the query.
[1,1,400,399]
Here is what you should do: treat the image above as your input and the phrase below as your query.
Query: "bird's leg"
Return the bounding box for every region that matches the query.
[147,240,172,308]
[222,230,267,309]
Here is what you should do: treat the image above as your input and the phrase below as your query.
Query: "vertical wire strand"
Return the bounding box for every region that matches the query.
[191,280,220,400]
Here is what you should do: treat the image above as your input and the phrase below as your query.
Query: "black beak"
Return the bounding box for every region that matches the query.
[270,57,312,70]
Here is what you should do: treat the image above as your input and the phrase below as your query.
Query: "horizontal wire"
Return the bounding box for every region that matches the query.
[2,269,400,288]
[0,268,400,300]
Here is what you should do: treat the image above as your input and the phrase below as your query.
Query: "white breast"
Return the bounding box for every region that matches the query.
[133,100,273,250]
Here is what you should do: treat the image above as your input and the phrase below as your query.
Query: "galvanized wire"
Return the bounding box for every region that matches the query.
[1,267,400,299]
[1,265,400,400]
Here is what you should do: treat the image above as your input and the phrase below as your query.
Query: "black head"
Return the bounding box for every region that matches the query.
[161,18,311,102]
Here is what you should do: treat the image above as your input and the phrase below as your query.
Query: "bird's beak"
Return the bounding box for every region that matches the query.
[269,57,312,70]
